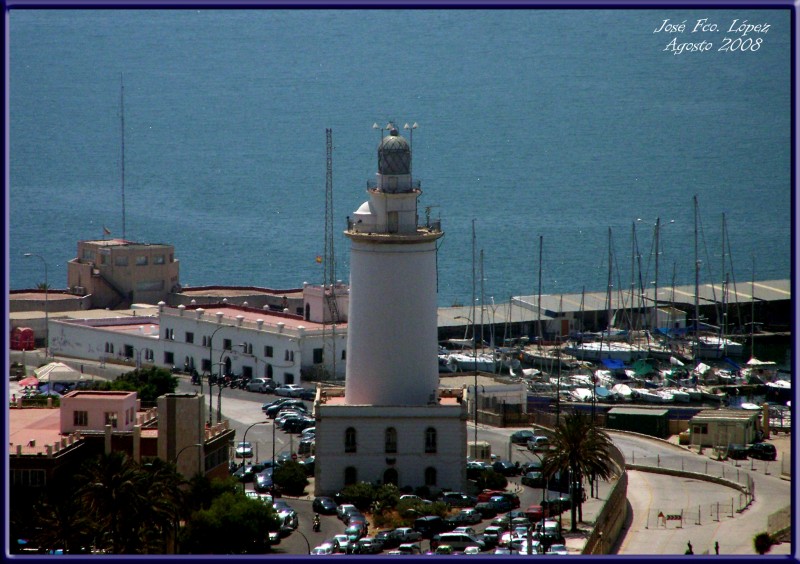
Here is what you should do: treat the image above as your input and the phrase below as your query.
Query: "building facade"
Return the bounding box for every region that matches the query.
[67,238,180,309]
[315,124,468,495]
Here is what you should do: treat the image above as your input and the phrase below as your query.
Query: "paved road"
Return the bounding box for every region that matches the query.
[610,432,791,556]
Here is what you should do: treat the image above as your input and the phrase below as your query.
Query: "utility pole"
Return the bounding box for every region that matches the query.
[323,128,339,379]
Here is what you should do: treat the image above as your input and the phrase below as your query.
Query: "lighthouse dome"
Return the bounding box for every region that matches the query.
[378,129,411,175]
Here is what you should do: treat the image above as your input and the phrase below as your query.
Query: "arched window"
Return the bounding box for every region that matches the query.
[383,468,399,486]
[425,467,437,486]
[345,427,357,453]
[344,466,357,485]
[385,427,398,453]
[425,427,437,453]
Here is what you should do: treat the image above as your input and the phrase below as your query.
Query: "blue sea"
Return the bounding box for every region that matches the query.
[8,9,793,307]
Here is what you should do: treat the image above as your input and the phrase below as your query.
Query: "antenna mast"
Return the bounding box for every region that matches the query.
[324,128,339,377]
[120,73,127,240]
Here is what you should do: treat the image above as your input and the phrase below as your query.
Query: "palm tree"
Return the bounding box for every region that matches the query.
[542,412,615,532]
[73,452,185,553]
[29,493,92,553]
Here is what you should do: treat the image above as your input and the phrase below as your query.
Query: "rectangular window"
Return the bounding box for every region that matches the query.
[265,346,274,358]
[164,351,174,364]
[100,254,108,265]
[114,255,129,267]
[693,424,708,435]
[223,339,232,351]
[105,412,118,428]
[136,255,148,266]
[73,410,88,426]
[82,248,94,260]
[186,332,194,344]
[153,255,165,265]
[201,359,211,372]
[341,349,346,360]
[313,348,323,364]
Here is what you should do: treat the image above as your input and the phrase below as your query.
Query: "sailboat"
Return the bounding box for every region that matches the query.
[691,204,744,359]
[564,228,646,363]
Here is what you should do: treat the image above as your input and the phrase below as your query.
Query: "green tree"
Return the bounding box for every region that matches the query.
[73,452,185,553]
[28,492,93,554]
[272,461,309,496]
[109,366,178,403]
[753,532,774,554]
[337,482,376,511]
[542,412,614,532]
[179,492,280,554]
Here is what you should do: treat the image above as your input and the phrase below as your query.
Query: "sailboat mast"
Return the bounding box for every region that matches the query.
[607,227,613,329]
[537,235,543,348]
[654,217,660,331]
[120,73,126,240]
[693,195,700,355]
[750,255,755,358]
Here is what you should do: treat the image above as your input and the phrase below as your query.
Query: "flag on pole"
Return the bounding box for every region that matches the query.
[103,226,112,236]
[315,255,323,263]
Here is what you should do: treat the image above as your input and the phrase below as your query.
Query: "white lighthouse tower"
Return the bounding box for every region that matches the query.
[344,125,441,405]
[314,124,467,495]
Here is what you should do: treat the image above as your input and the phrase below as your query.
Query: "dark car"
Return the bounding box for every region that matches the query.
[438,492,477,508]
[265,399,307,418]
[748,442,777,461]
[492,460,520,476]
[727,444,749,460]
[254,468,274,493]
[541,493,571,514]
[299,388,317,401]
[283,416,315,434]
[510,430,536,445]
[313,496,338,515]
[521,471,545,488]
[233,462,266,483]
[374,529,402,550]
[413,515,446,538]
[299,456,315,476]
[473,502,499,519]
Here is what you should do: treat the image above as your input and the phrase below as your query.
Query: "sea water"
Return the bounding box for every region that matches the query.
[8,9,792,308]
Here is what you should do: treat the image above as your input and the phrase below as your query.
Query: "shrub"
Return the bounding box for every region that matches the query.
[338,482,376,511]
[272,461,309,496]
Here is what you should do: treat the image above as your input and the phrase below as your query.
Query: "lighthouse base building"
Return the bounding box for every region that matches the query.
[314,124,468,495]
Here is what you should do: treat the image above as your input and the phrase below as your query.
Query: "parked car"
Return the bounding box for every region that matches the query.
[283,417,315,434]
[357,537,384,554]
[748,442,777,460]
[477,490,520,509]
[298,438,315,456]
[524,504,550,522]
[438,491,477,507]
[299,388,317,401]
[510,429,536,445]
[311,544,334,555]
[541,493,571,514]
[312,496,338,515]
[727,444,749,460]
[521,471,545,488]
[337,503,359,521]
[393,543,421,555]
[492,460,520,476]
[474,502,499,519]
[247,378,277,393]
[233,462,266,483]
[413,515,446,538]
[546,543,569,555]
[393,527,422,543]
[275,384,305,397]
[298,456,315,476]
[266,400,308,418]
[331,534,351,553]
[432,532,485,552]
[375,529,402,550]
[481,525,505,546]
[466,460,492,479]
[234,441,253,458]
[527,435,551,451]
[254,468,274,493]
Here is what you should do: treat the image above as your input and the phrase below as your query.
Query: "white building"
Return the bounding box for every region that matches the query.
[315,124,468,495]
[47,283,348,383]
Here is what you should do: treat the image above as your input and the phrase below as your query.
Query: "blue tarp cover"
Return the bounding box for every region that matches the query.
[601,358,625,369]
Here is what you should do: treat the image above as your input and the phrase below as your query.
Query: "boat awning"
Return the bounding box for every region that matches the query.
[601,358,625,370]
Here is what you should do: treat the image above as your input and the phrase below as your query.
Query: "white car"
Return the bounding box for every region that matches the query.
[311,544,334,555]
[234,441,253,458]
[275,383,304,397]
[247,378,275,393]
[452,526,478,537]
[463,546,481,555]
[546,544,569,555]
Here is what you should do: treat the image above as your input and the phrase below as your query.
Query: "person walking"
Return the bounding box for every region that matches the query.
[714,541,719,555]
[685,541,694,555]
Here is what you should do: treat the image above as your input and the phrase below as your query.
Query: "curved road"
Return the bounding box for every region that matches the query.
[610,432,791,555]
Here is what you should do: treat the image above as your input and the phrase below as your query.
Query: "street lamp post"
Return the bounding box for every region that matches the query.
[24,253,48,359]
[242,420,270,483]
[214,348,232,424]
[455,314,480,455]
[528,450,547,554]
[174,442,204,477]
[206,325,228,424]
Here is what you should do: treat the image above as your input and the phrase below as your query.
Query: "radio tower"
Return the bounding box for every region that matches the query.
[323,128,339,378]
